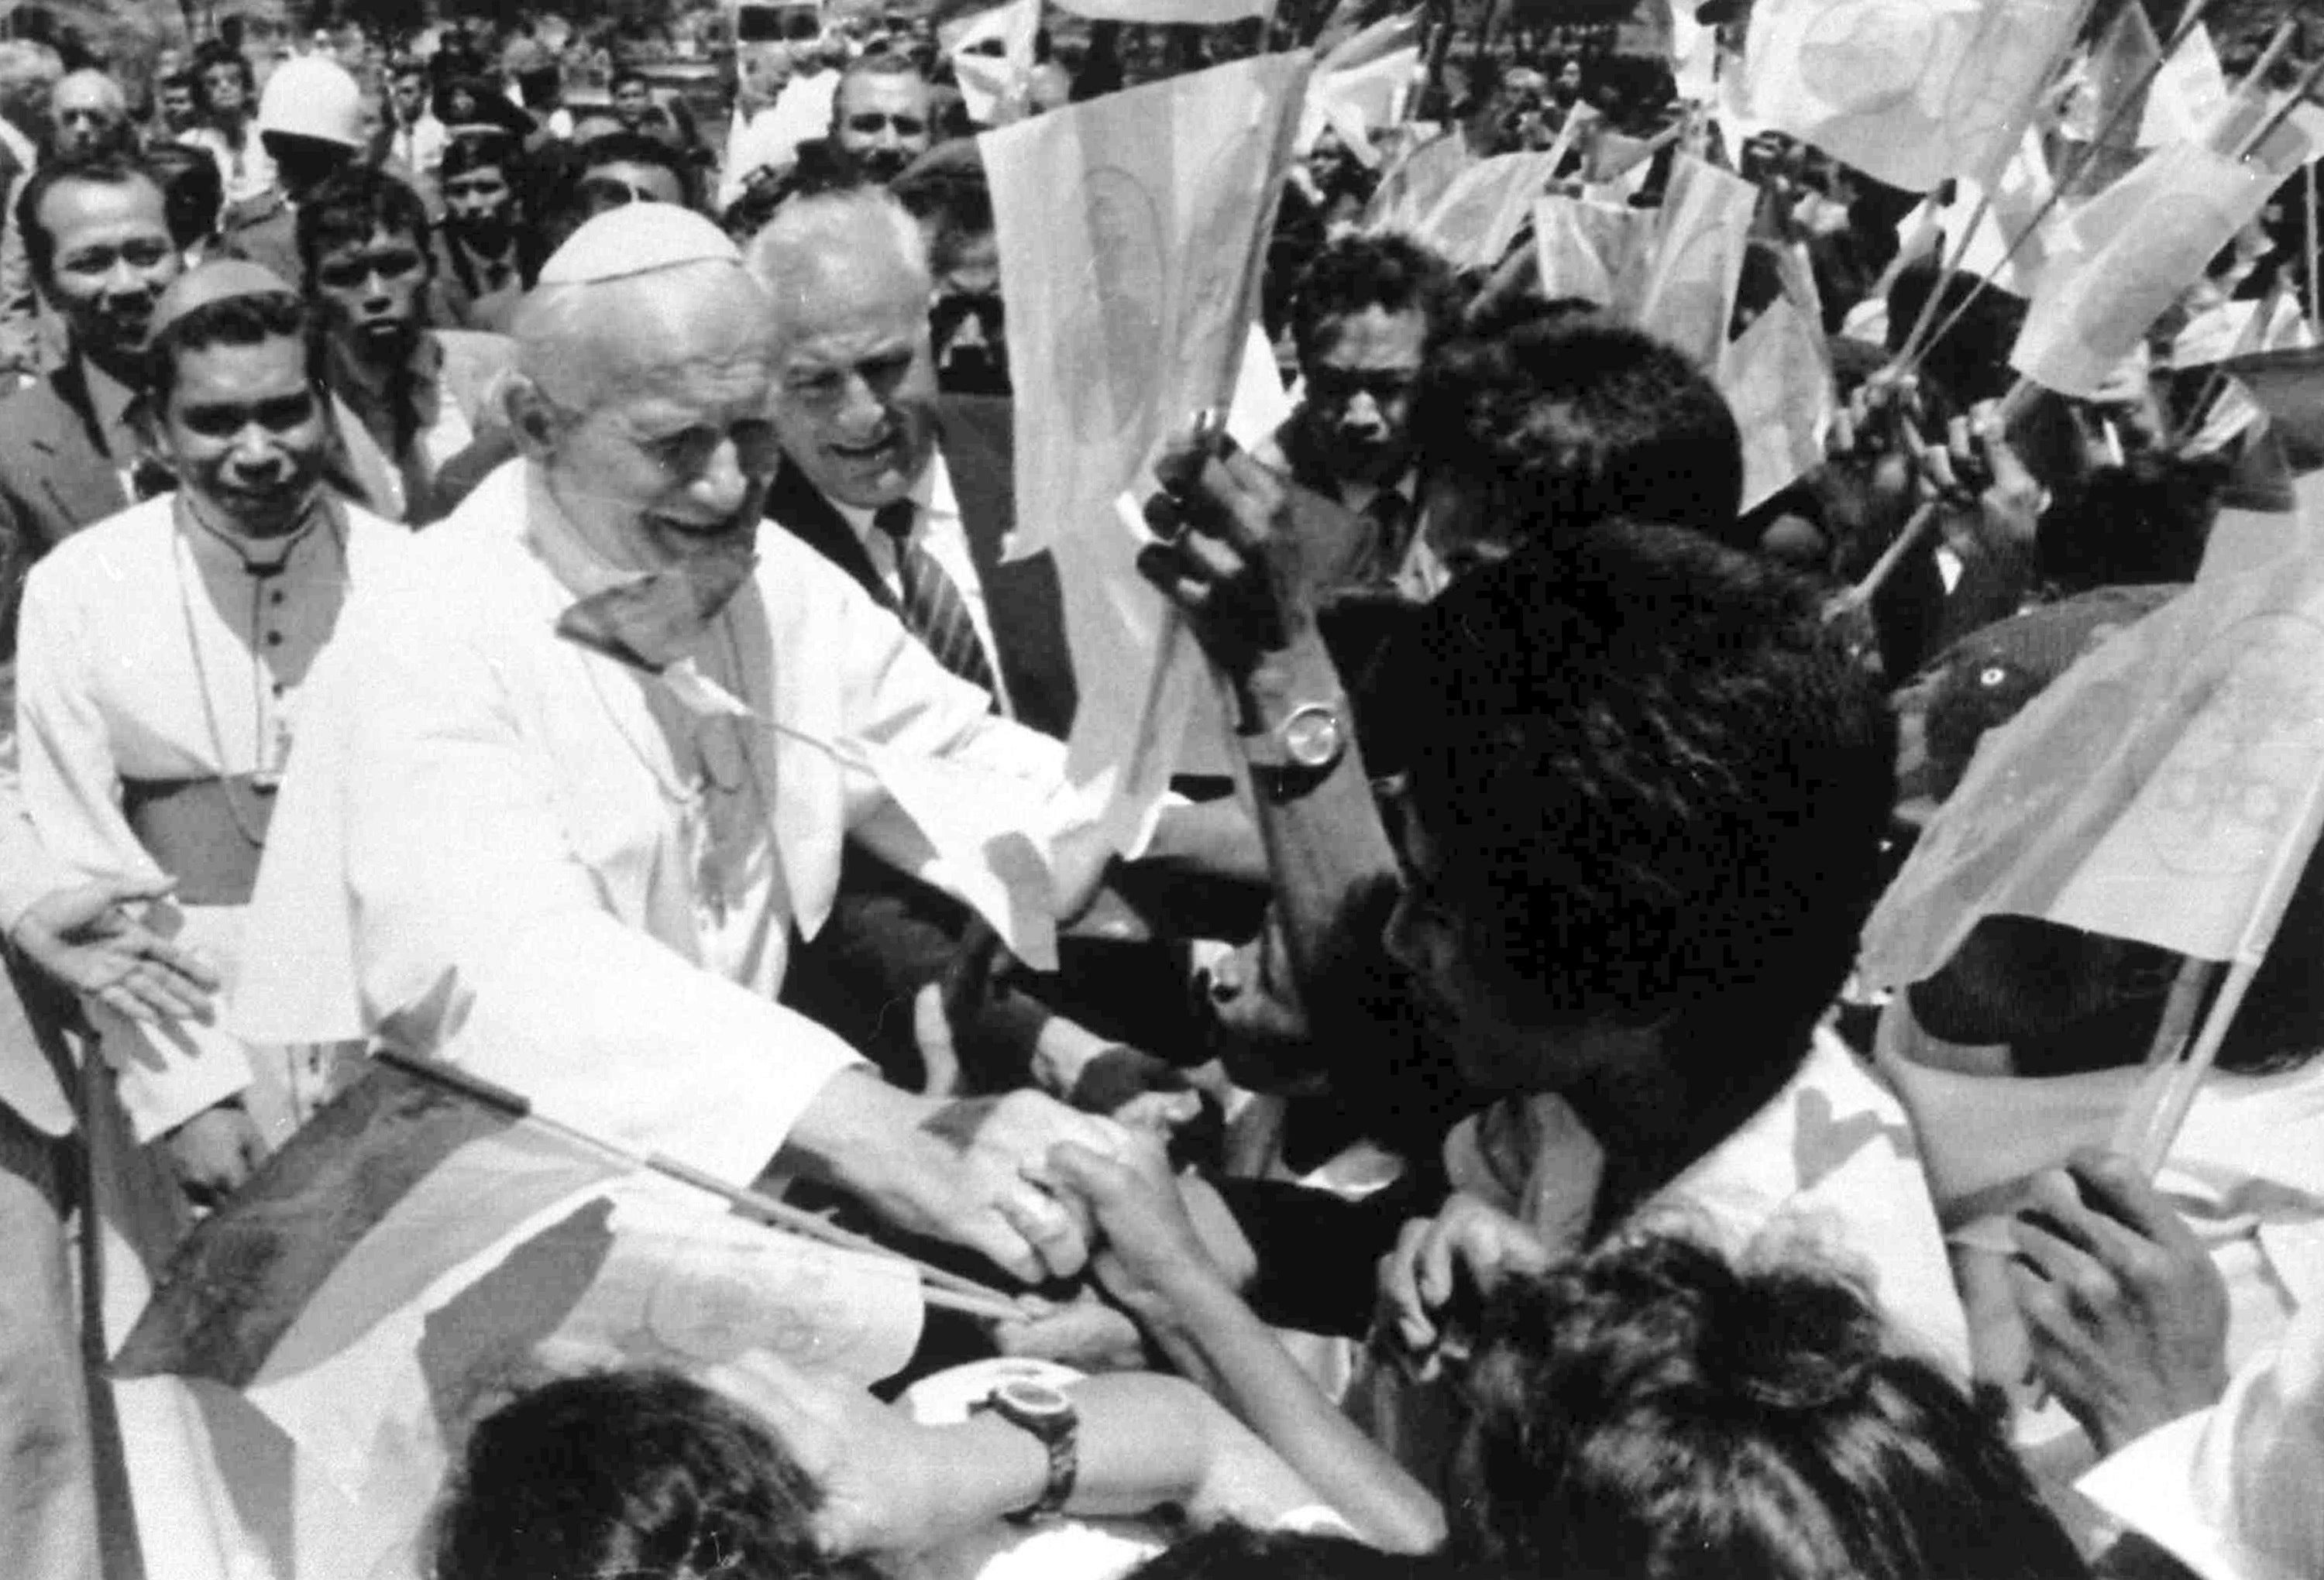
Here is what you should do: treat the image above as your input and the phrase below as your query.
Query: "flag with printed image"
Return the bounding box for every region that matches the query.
[1412,148,1563,268]
[1533,194,1655,316]
[1719,295,1835,511]
[1364,129,1473,235]
[2010,138,2275,398]
[2140,19,2226,146]
[1634,153,1757,369]
[2062,0,2158,194]
[112,1058,923,1579]
[1861,450,2324,988]
[1742,0,2087,193]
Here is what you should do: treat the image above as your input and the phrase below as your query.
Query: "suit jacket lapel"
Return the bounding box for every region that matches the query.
[765,461,893,612]
[31,366,129,541]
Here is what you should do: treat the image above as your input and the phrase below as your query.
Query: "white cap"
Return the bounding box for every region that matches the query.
[256,56,364,149]
[538,203,740,287]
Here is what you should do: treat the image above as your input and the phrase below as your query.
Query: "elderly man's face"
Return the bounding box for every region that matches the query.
[313,223,431,364]
[834,72,930,184]
[50,77,123,156]
[156,331,329,540]
[36,176,179,366]
[771,254,939,509]
[542,269,784,568]
[1304,304,1427,488]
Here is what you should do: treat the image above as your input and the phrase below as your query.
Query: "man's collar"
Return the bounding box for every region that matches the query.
[830,448,954,544]
[331,327,444,413]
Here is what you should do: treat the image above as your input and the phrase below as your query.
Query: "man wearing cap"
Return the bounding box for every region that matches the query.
[215,54,365,287]
[12,259,399,1580]
[239,204,1132,1296]
[19,257,400,1199]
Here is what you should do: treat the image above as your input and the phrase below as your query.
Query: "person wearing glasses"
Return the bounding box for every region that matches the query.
[295,166,513,526]
[827,52,931,186]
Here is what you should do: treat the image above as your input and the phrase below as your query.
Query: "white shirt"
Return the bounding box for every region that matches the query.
[234,459,1071,1187]
[15,491,406,1143]
[180,124,277,208]
[386,111,448,182]
[830,451,1016,717]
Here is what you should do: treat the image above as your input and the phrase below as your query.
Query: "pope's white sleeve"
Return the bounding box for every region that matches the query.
[333,599,864,1187]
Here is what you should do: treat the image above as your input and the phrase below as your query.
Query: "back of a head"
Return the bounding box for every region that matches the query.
[1395,524,1894,1060]
[431,1369,847,1580]
[1129,1524,1438,1580]
[1411,315,1748,550]
[0,40,64,125]
[1460,1235,2091,1580]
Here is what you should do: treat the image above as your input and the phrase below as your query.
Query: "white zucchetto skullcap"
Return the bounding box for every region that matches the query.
[538,204,741,287]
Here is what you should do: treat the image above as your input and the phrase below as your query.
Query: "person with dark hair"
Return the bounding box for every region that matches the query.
[153,67,200,140]
[1408,311,1751,559]
[213,53,367,287]
[181,40,272,217]
[142,139,225,263]
[892,139,1004,393]
[1128,1524,1431,1580]
[0,153,182,594]
[432,132,534,333]
[830,53,932,184]
[608,65,682,146]
[565,127,693,219]
[434,1359,1384,1579]
[15,259,402,1578]
[1138,453,1959,1386]
[295,165,514,525]
[1457,1235,2091,1580]
[431,1369,847,1580]
[376,56,446,201]
[1265,234,1463,595]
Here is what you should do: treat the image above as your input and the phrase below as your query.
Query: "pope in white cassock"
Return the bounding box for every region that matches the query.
[237,202,1132,1297]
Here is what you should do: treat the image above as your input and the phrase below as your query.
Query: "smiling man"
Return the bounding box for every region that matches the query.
[239,203,1131,1297]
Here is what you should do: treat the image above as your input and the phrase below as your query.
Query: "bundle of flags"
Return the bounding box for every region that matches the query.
[944,0,1040,125]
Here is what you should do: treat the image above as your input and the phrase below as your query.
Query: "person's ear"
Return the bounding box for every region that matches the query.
[504,376,565,459]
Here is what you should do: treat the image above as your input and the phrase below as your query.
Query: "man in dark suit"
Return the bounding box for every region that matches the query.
[0,152,181,655]
[748,184,1256,1096]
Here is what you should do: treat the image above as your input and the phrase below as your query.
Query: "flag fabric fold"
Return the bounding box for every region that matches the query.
[944,0,1040,125]
[1861,472,2324,988]
[112,1060,923,1575]
[1741,0,2087,194]
[1634,153,1757,369]
[1719,294,1835,511]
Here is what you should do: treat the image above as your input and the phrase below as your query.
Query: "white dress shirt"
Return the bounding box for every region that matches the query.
[831,450,1016,716]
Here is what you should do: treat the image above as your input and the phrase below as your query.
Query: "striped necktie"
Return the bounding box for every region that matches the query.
[873,499,999,696]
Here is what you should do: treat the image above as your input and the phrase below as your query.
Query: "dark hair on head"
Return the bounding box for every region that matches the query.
[430,1368,861,1580]
[16,149,165,294]
[1411,316,1748,551]
[578,126,691,191]
[294,164,431,290]
[188,40,254,108]
[1129,1523,1436,1580]
[1396,524,1894,1069]
[144,289,318,410]
[2036,452,2223,595]
[1886,262,2026,411]
[387,54,428,83]
[891,147,992,275]
[840,47,929,92]
[439,128,520,185]
[142,140,224,249]
[1288,233,1463,374]
[609,65,651,95]
[1460,1235,2091,1580]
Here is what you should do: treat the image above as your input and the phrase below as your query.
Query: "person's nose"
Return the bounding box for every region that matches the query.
[689,434,751,517]
[1342,390,1386,432]
[833,371,886,437]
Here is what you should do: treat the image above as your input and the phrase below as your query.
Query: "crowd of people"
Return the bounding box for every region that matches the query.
[0,3,2317,1580]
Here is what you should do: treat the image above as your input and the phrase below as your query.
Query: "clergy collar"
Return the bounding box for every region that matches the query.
[176,488,334,577]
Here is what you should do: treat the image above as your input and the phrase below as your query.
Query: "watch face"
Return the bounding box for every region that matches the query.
[993,1379,1074,1421]
[1283,706,1346,769]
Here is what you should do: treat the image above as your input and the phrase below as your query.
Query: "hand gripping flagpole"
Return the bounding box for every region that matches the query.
[373,1050,1026,1321]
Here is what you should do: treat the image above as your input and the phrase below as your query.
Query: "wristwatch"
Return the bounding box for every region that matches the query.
[972,1378,1080,1523]
[1241,699,1349,802]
